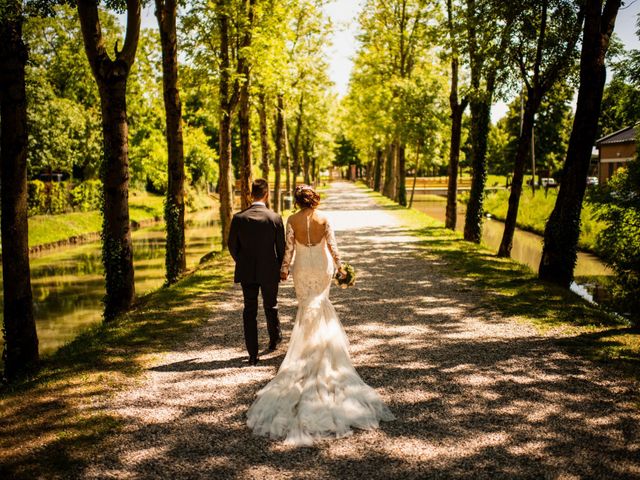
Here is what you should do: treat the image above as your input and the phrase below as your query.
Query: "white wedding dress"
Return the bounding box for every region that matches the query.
[246,215,394,446]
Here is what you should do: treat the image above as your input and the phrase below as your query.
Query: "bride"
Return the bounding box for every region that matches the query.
[246,184,394,446]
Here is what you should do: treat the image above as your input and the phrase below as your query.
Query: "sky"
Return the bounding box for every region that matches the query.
[125,0,640,121]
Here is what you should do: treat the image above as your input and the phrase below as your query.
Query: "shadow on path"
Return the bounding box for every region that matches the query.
[81,182,639,480]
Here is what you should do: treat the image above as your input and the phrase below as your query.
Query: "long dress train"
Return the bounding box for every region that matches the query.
[246,217,394,446]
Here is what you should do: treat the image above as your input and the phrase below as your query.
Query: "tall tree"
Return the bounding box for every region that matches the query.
[356,0,431,204]
[216,0,237,248]
[445,0,468,230]
[497,0,583,258]
[77,0,140,320]
[0,0,39,380]
[539,0,621,286]
[273,93,284,212]
[155,0,186,285]
[463,0,513,243]
[258,91,271,179]
[292,93,304,190]
[238,0,254,209]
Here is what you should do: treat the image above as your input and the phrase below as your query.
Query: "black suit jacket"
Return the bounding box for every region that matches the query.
[228,204,286,284]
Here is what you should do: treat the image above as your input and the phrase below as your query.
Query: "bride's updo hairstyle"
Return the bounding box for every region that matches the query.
[294,185,320,209]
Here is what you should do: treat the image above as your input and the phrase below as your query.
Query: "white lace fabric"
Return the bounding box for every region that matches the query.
[280,218,342,276]
[248,216,394,446]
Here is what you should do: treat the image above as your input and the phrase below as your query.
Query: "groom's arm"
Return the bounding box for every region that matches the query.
[228,215,240,261]
[275,215,285,266]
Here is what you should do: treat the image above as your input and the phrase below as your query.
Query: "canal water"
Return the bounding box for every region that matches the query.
[411,198,611,300]
[0,208,220,355]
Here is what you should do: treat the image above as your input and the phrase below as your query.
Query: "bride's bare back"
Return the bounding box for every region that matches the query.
[287,209,327,246]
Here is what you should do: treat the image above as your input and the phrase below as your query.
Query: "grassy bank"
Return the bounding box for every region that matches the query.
[483,188,604,253]
[26,190,213,250]
[362,184,638,381]
[0,252,234,478]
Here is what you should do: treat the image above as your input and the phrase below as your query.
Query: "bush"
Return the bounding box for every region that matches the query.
[27,179,103,216]
[47,181,69,214]
[590,159,640,326]
[70,179,102,212]
[27,180,47,216]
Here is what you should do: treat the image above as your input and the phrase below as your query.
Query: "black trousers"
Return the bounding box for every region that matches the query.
[241,281,281,357]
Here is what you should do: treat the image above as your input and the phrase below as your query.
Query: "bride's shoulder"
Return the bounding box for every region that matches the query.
[287,211,301,223]
[314,211,330,226]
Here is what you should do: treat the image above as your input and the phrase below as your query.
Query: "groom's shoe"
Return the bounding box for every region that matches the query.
[268,336,282,352]
[248,355,259,366]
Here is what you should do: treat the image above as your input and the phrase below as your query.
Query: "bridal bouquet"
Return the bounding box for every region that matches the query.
[334,263,356,288]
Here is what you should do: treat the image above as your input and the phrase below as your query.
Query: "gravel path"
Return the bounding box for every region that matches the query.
[86,182,639,479]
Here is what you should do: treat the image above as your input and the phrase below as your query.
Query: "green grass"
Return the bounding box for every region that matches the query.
[410,193,447,203]
[360,184,639,381]
[0,251,234,478]
[26,190,213,249]
[483,188,604,253]
[28,210,103,248]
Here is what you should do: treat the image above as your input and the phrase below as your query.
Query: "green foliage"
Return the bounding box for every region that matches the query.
[46,181,68,214]
[484,188,603,253]
[184,125,218,187]
[27,180,47,216]
[599,74,640,137]
[333,135,359,167]
[70,179,102,212]
[487,82,574,176]
[342,0,449,182]
[23,6,110,180]
[590,159,640,325]
[27,180,102,215]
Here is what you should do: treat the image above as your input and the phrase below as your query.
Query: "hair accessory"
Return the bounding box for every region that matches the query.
[295,185,312,194]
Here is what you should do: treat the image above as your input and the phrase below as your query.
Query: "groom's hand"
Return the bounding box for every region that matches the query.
[280,271,288,281]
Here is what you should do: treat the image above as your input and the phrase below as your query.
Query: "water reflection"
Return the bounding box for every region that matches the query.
[412,199,610,277]
[1,208,220,355]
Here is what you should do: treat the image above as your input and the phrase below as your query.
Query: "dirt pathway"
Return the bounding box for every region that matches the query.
[86,182,639,479]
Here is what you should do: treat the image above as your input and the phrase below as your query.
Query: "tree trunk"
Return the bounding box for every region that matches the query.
[273,93,284,212]
[258,92,270,179]
[311,156,317,184]
[0,4,39,381]
[445,104,464,230]
[498,91,540,257]
[238,84,252,209]
[302,137,311,185]
[216,1,236,247]
[156,0,186,285]
[397,142,407,206]
[383,143,396,199]
[408,142,421,208]
[373,147,382,192]
[98,81,136,319]
[539,0,620,286]
[445,54,468,230]
[284,118,291,197]
[237,0,254,210]
[78,0,140,320]
[293,94,303,190]
[463,98,490,243]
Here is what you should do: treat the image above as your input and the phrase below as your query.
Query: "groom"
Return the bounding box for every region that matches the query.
[228,179,285,366]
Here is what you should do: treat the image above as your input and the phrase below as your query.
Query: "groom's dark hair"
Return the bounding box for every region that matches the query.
[251,179,269,199]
